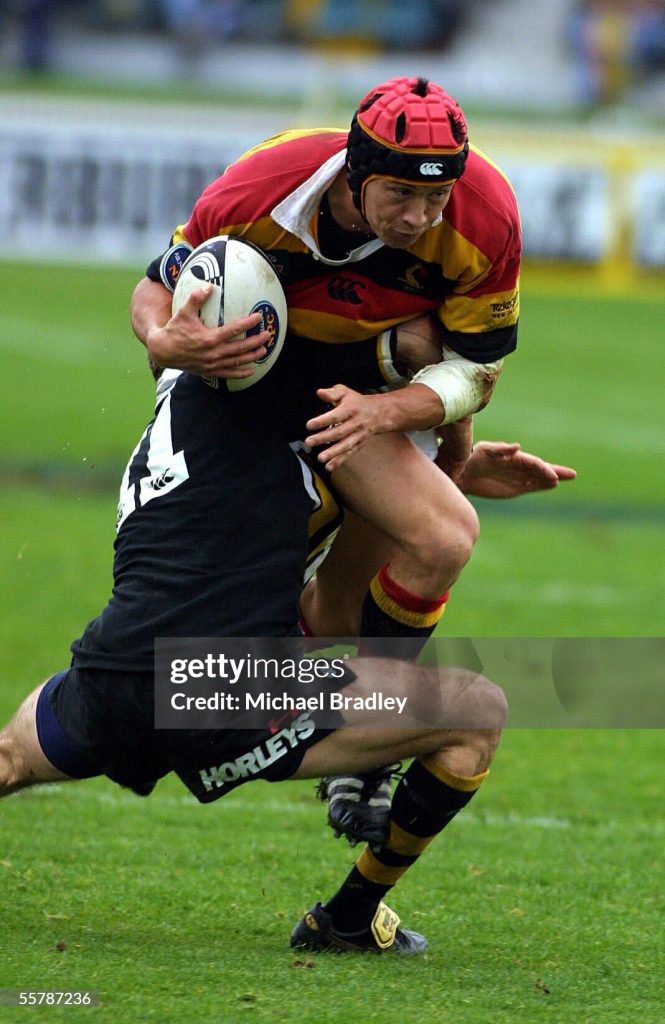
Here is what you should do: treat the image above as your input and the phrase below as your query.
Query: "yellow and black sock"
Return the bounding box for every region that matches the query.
[323,757,487,932]
[359,563,449,659]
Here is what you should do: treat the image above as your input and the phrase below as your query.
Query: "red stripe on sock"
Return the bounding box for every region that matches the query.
[378,564,449,615]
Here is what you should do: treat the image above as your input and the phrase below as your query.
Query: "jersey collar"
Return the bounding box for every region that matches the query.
[271,150,385,266]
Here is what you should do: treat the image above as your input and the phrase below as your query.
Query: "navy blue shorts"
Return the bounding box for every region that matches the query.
[36,665,349,803]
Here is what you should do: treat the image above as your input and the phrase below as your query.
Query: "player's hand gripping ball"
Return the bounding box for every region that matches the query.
[172,235,287,391]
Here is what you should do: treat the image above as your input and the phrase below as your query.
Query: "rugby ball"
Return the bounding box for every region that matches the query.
[172,235,287,391]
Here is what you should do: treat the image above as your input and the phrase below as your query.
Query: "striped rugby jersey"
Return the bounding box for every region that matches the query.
[168,129,521,364]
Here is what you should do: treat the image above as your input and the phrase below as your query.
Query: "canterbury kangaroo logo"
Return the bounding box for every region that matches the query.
[419,162,444,175]
[150,469,176,490]
[327,277,366,304]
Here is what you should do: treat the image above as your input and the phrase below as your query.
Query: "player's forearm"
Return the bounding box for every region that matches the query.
[370,383,446,433]
[130,277,172,350]
[435,416,474,484]
[411,356,503,425]
[438,416,473,457]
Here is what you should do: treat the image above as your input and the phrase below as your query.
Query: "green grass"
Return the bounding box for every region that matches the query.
[477,289,665,506]
[1,732,663,1023]
[1,262,664,1021]
[0,263,151,467]
[1,260,663,637]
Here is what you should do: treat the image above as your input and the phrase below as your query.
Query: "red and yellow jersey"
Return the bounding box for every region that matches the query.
[171,129,520,363]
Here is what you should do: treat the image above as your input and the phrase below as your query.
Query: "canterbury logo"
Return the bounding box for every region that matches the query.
[327,276,366,305]
[149,469,175,490]
[420,162,444,175]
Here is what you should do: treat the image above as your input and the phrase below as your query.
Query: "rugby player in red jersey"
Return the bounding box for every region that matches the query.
[130,76,533,845]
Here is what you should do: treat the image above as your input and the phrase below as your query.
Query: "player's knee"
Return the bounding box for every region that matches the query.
[425,674,507,774]
[461,672,508,737]
[409,501,479,578]
[0,735,23,796]
[417,666,508,733]
[461,720,505,772]
[473,673,509,732]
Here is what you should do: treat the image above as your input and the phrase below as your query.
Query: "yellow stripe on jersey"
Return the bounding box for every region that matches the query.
[304,461,344,575]
[172,215,307,252]
[306,530,341,570]
[290,308,413,344]
[414,221,494,290]
[235,128,347,164]
[441,286,520,334]
[469,143,519,198]
[307,466,341,539]
[172,223,191,246]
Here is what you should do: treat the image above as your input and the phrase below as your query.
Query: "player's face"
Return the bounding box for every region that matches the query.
[363,179,454,248]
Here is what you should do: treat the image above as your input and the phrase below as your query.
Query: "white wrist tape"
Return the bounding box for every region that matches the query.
[410,347,503,425]
[377,328,408,387]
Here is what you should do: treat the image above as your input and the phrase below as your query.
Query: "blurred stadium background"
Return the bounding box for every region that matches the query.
[1,3,664,1022]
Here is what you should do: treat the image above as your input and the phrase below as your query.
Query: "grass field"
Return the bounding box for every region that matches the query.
[1,732,663,1024]
[1,262,664,1022]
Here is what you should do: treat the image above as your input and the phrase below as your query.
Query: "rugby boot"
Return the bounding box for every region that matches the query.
[318,766,398,846]
[290,901,427,955]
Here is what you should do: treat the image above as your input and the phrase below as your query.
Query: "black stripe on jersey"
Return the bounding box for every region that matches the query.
[282,248,451,302]
[352,247,453,301]
[436,321,518,361]
[127,420,156,515]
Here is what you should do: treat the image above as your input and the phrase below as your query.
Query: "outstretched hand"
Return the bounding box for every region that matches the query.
[459,441,576,499]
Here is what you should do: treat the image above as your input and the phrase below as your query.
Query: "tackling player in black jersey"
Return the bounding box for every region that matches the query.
[0,295,509,955]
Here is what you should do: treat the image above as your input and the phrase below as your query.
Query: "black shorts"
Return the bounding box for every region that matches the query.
[38,664,351,804]
[275,330,402,437]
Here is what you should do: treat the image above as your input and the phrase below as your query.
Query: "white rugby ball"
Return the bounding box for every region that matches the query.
[172,235,287,391]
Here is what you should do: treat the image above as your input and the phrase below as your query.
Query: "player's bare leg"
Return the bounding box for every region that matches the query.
[0,683,73,797]
[290,661,507,954]
[329,431,478,660]
[302,433,478,845]
[300,510,396,638]
[300,440,577,637]
[331,431,478,603]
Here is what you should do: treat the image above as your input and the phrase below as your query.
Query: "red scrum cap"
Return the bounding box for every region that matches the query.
[346,76,469,216]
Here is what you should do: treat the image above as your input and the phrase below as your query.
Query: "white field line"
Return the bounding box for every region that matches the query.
[3,315,664,453]
[484,405,665,454]
[0,314,132,368]
[17,782,572,829]
[14,784,665,838]
[466,579,626,607]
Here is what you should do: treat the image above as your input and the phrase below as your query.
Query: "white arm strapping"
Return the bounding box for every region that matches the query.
[409,345,503,425]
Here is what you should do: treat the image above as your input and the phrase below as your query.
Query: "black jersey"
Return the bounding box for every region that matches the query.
[71,369,316,671]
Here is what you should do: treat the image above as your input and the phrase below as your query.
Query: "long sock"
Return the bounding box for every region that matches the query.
[359,563,448,660]
[323,756,487,932]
